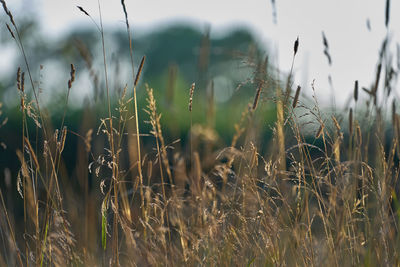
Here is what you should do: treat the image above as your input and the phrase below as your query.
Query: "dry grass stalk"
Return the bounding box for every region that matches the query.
[121,0,129,26]
[356,124,362,146]
[145,86,173,187]
[0,190,23,267]
[252,83,262,110]
[16,150,38,228]
[349,108,353,136]
[292,85,301,108]
[362,86,373,96]
[6,23,15,39]
[331,115,341,132]
[276,85,286,172]
[285,37,299,104]
[135,56,146,86]
[316,122,324,138]
[132,56,146,244]
[333,138,341,162]
[24,136,39,171]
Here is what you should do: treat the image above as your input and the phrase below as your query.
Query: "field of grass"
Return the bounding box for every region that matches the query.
[1,0,400,266]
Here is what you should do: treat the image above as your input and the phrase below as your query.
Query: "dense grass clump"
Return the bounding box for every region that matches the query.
[1,1,400,266]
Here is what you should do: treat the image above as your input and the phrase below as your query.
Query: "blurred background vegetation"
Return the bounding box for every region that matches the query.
[0,12,278,206]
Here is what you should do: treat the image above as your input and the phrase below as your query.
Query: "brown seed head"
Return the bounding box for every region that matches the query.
[294,37,299,56]
[77,6,90,16]
[16,67,21,91]
[292,85,301,108]
[1,0,15,26]
[59,126,67,153]
[354,80,358,102]
[385,0,390,28]
[356,125,362,146]
[70,63,76,83]
[189,83,195,112]
[252,83,262,110]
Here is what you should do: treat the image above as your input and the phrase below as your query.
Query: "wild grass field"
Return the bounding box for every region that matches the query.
[1,0,400,266]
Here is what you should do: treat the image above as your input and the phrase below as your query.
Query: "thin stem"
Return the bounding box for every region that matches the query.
[98,1,119,264]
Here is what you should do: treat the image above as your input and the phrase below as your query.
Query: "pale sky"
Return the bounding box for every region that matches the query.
[3,0,400,106]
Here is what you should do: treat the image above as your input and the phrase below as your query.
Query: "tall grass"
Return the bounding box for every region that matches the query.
[1,1,400,266]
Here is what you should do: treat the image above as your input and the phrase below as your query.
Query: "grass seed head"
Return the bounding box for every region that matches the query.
[294,36,299,56]
[354,80,358,102]
[24,137,39,171]
[70,63,76,83]
[385,0,390,28]
[292,85,301,108]
[59,126,67,153]
[356,124,362,146]
[16,68,21,91]
[0,0,15,26]
[322,32,332,65]
[21,72,25,92]
[77,6,90,16]
[332,115,341,132]
[252,83,262,110]
[189,83,195,112]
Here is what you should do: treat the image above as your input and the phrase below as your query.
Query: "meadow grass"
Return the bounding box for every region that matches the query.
[1,0,400,266]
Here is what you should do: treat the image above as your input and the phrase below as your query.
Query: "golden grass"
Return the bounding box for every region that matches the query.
[1,1,400,266]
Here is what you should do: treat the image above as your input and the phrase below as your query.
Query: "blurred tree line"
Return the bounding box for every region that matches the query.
[0,16,277,188]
